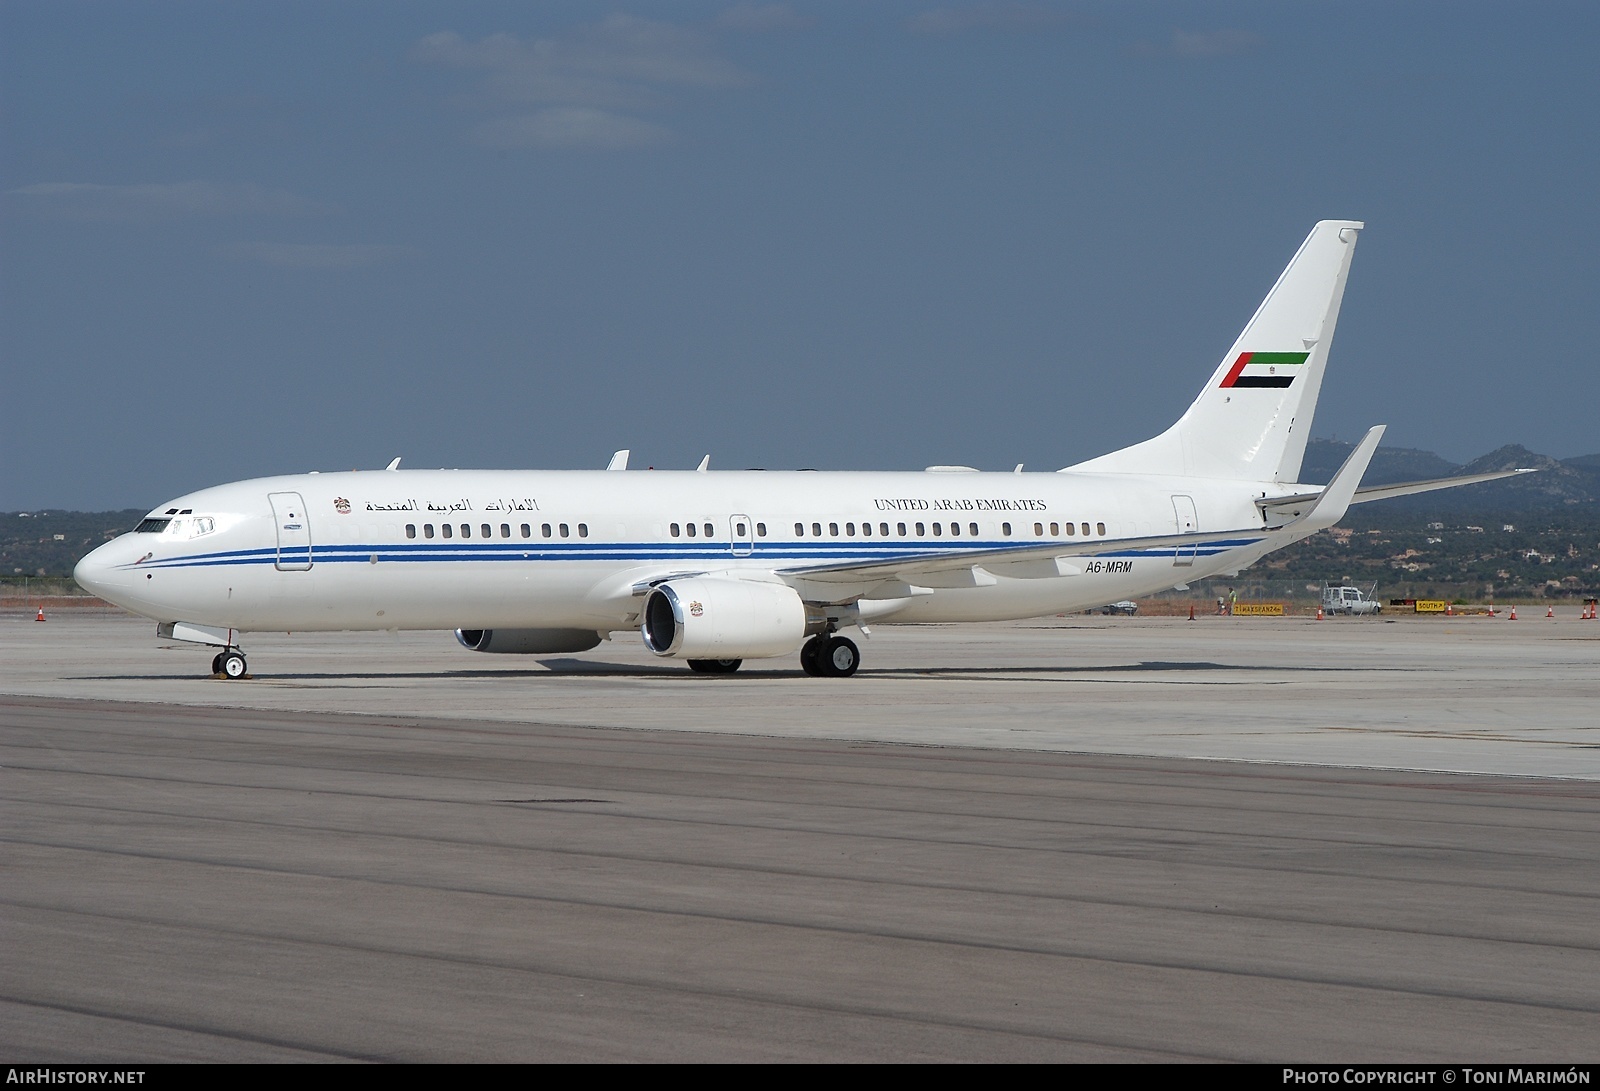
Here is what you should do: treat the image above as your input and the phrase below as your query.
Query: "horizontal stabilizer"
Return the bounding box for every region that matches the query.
[1257,466,1537,524]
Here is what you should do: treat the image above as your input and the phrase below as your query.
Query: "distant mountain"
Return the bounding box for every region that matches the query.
[1552,452,1600,472]
[1301,441,1462,487]
[1301,439,1600,512]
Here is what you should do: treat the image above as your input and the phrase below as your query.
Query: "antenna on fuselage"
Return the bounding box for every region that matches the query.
[696,455,710,472]
[606,450,629,471]
[385,457,402,471]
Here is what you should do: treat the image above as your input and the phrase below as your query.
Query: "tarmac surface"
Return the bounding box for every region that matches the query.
[3,612,1598,1060]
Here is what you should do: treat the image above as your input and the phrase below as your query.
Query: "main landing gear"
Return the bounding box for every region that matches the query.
[211,648,248,679]
[800,634,859,678]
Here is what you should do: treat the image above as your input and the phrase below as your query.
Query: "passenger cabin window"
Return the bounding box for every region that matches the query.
[406,524,417,539]
[704,523,713,537]
[916,522,925,535]
[756,523,767,537]
[1097,522,1106,536]
[686,522,697,537]
[846,523,856,537]
[482,524,492,538]
[1002,522,1012,536]
[520,524,530,538]
[460,524,471,538]
[559,523,569,538]
[543,524,554,538]
[812,523,822,537]
[1082,522,1091,536]
[442,524,453,538]
[795,522,805,536]
[670,523,680,537]
[500,524,510,538]
[424,524,435,539]
[829,522,839,537]
[932,523,942,536]
[969,522,978,536]
[578,523,589,538]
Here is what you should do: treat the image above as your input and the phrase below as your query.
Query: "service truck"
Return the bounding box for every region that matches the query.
[1322,582,1382,616]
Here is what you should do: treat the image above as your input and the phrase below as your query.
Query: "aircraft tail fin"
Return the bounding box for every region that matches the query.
[1068,219,1363,482]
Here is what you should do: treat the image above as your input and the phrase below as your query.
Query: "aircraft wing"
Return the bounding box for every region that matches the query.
[776,525,1275,596]
[780,426,1386,600]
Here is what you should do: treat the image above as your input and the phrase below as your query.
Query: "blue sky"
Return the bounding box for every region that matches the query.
[4,1,1597,510]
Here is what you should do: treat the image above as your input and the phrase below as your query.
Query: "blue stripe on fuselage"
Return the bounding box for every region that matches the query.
[120,536,1265,572]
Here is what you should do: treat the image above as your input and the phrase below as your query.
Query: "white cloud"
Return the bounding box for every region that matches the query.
[907,3,1081,35]
[713,4,811,33]
[1135,28,1264,58]
[227,242,412,269]
[472,108,672,150]
[8,180,324,221]
[414,16,747,150]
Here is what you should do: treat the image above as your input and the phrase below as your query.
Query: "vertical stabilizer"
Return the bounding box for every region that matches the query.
[1069,220,1363,482]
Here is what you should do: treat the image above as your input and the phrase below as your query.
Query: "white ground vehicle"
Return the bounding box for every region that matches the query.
[1322,583,1381,616]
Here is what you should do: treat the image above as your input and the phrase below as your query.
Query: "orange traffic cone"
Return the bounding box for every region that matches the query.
[1316,605,1324,621]
[1547,606,1555,618]
[1445,602,1453,616]
[1187,603,1195,621]
[34,607,45,622]
[1509,605,1517,620]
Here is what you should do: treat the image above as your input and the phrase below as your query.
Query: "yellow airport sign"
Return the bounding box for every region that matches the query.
[1232,603,1286,616]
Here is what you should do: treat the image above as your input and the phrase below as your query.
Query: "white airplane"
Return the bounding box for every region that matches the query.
[75,221,1529,679]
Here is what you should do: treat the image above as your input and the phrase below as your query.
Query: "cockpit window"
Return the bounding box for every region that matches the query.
[138,515,216,536]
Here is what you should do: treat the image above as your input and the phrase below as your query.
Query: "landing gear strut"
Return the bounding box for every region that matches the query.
[800,634,859,677]
[212,649,248,679]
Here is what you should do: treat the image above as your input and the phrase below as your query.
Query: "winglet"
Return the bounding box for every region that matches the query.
[1295,424,1385,533]
[606,449,630,471]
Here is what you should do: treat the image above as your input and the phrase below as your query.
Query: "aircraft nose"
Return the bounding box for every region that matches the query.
[73,537,150,607]
[73,542,116,599]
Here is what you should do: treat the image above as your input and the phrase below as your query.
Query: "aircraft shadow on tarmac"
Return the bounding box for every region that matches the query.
[76,659,1420,683]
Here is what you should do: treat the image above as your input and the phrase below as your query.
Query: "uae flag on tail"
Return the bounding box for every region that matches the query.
[1219,351,1308,389]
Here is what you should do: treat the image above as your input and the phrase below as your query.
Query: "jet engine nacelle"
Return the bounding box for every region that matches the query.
[641,577,807,660]
[455,628,603,654]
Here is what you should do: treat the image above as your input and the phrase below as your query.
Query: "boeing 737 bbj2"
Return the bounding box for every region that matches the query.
[75,221,1527,679]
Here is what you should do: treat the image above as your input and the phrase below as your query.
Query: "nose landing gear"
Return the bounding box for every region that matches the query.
[211,649,248,679]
